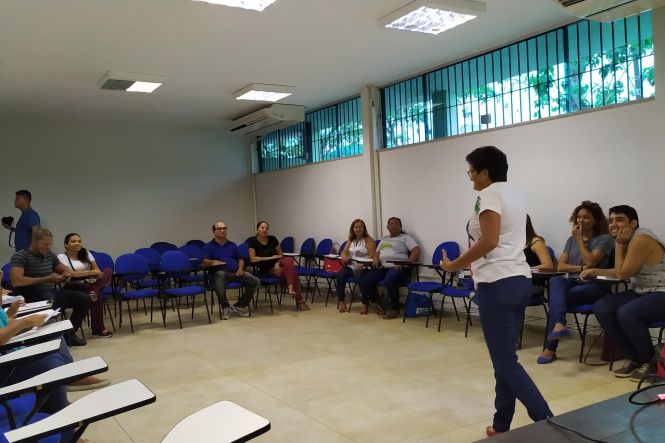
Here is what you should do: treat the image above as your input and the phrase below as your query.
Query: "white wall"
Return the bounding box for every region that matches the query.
[0,118,253,261]
[254,154,374,249]
[255,9,665,268]
[379,98,663,264]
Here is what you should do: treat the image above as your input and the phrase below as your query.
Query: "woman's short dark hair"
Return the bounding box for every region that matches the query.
[348,219,369,242]
[569,201,609,237]
[64,232,91,265]
[256,221,269,229]
[466,146,508,182]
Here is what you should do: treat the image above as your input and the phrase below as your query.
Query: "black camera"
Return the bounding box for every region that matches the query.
[2,216,14,226]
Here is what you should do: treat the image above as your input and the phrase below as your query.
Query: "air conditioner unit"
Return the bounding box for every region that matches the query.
[229,104,305,136]
[553,0,665,22]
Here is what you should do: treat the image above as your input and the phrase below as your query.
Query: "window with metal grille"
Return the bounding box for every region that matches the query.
[382,12,654,149]
[257,97,363,172]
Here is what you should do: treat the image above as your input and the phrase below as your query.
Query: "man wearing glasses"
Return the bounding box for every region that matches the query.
[202,222,259,320]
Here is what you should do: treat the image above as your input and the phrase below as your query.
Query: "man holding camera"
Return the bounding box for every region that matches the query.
[10,229,91,346]
[2,189,41,252]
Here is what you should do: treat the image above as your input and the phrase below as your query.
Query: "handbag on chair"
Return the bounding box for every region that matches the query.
[323,257,343,273]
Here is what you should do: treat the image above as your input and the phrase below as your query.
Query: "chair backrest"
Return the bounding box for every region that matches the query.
[179,244,203,269]
[237,242,249,261]
[134,248,161,271]
[299,238,316,256]
[160,250,191,274]
[338,241,347,255]
[185,239,206,249]
[115,254,150,281]
[280,236,295,253]
[1,262,12,290]
[90,251,115,273]
[547,246,558,268]
[150,242,178,255]
[432,241,460,264]
[315,238,333,256]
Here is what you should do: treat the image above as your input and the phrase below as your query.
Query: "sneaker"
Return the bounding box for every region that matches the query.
[92,329,113,338]
[628,360,656,382]
[66,333,87,347]
[383,310,399,319]
[221,307,230,320]
[230,305,249,317]
[613,360,640,378]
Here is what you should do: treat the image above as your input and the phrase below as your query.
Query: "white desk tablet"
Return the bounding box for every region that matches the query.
[162,400,270,443]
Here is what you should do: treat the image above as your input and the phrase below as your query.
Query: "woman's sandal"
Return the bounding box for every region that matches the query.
[297,301,310,311]
[338,302,347,313]
[359,304,369,315]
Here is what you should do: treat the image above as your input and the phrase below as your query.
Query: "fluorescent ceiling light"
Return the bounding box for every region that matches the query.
[191,0,277,11]
[379,0,485,35]
[99,71,165,94]
[234,84,294,102]
[126,81,162,93]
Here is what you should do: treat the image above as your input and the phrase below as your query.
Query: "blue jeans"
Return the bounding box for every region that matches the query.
[594,291,665,363]
[359,267,410,310]
[546,276,608,352]
[476,276,552,432]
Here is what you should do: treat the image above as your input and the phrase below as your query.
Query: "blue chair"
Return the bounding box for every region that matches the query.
[436,276,474,335]
[320,241,346,307]
[150,242,178,255]
[300,238,333,301]
[1,262,12,291]
[114,254,161,333]
[185,239,206,249]
[159,251,211,329]
[404,242,460,326]
[134,248,161,289]
[177,245,205,286]
[280,236,295,254]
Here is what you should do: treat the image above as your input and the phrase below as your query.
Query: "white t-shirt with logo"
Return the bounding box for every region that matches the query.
[466,181,531,284]
[57,251,95,271]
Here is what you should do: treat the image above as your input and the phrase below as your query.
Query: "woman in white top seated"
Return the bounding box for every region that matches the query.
[58,233,113,338]
[336,219,376,313]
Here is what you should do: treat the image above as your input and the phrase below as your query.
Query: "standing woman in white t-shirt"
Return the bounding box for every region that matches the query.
[58,233,113,338]
[440,146,551,437]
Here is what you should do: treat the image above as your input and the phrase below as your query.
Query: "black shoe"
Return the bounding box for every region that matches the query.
[66,333,87,347]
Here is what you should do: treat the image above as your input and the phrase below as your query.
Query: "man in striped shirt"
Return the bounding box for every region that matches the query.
[10,228,92,346]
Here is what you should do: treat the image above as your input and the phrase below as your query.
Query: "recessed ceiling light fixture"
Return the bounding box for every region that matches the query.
[379,0,485,35]
[191,0,277,11]
[234,83,294,102]
[99,71,165,94]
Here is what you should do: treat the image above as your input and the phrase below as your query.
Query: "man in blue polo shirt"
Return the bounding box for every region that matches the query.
[2,190,41,252]
[202,221,260,320]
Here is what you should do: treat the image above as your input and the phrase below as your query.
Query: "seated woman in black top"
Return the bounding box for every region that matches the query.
[247,221,309,311]
[525,215,555,271]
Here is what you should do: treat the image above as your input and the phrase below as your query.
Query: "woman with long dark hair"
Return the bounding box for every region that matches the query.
[440,146,551,437]
[247,221,309,311]
[58,233,113,337]
[525,215,554,271]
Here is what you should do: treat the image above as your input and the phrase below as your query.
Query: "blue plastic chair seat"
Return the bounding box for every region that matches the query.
[122,288,159,299]
[441,286,472,298]
[569,304,594,314]
[164,286,205,297]
[408,282,443,293]
[260,277,283,285]
[226,281,243,289]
